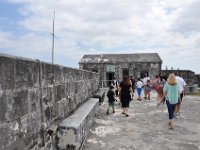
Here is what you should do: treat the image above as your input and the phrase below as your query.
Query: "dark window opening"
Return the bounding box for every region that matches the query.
[140,72,149,78]
[122,68,129,78]
[106,72,114,86]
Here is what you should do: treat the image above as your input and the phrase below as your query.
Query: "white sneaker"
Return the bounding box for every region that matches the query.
[175,115,180,119]
[174,112,184,119]
[179,113,185,119]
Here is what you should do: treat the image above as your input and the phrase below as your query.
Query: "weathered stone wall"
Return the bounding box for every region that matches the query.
[0,54,99,150]
[161,70,195,84]
[194,74,200,87]
[80,62,161,84]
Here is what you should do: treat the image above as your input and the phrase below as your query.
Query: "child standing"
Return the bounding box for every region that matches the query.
[146,80,152,100]
[136,78,143,101]
[107,85,116,114]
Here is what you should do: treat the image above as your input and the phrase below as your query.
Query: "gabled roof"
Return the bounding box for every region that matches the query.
[79,53,162,64]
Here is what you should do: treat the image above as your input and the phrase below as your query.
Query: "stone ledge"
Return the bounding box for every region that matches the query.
[93,88,106,105]
[57,98,99,150]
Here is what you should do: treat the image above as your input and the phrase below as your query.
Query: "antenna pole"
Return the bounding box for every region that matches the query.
[51,11,55,63]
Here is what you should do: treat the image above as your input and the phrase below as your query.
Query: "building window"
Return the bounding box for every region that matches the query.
[106,65,115,73]
[92,69,98,73]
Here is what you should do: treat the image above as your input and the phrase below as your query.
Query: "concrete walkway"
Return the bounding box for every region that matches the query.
[83,90,200,150]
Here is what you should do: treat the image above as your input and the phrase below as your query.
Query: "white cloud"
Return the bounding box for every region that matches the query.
[1,0,200,73]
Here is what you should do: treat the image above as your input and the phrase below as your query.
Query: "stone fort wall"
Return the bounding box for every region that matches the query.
[0,54,99,150]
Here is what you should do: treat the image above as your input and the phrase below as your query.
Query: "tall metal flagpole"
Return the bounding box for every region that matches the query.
[51,11,55,64]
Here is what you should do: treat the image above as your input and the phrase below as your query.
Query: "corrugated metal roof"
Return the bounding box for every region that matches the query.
[79,53,162,63]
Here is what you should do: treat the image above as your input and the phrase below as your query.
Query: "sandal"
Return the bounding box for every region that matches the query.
[125,114,129,117]
[168,122,174,130]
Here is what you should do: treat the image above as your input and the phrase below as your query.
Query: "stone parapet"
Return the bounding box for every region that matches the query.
[0,53,99,150]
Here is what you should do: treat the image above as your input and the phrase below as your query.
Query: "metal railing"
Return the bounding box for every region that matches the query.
[99,80,123,88]
[100,81,199,94]
[185,84,198,93]
[100,80,113,88]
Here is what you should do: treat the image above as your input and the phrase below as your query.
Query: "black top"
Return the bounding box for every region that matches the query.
[107,90,115,102]
[120,82,131,107]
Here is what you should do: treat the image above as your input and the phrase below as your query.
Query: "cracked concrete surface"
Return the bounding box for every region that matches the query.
[83,91,200,150]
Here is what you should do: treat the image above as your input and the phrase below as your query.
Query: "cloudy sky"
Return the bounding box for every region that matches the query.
[0,0,200,73]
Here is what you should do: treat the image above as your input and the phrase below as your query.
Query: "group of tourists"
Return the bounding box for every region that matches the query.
[106,73,186,130]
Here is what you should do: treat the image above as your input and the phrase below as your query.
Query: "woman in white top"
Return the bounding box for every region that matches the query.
[136,78,143,100]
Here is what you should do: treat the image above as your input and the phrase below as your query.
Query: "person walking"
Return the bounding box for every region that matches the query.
[143,74,150,99]
[130,75,136,97]
[146,80,152,100]
[174,72,187,118]
[157,75,166,107]
[119,75,133,117]
[136,78,143,101]
[112,77,120,97]
[163,73,179,130]
[152,75,159,91]
[106,85,116,115]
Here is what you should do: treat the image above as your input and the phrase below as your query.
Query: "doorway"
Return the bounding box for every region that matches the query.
[140,72,149,78]
[106,72,114,86]
[122,68,129,79]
